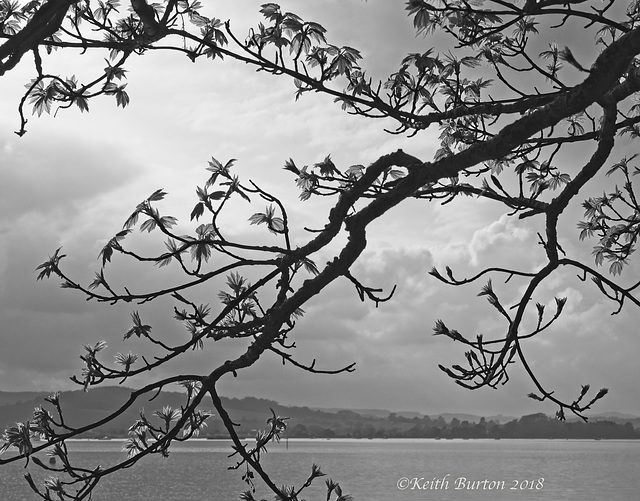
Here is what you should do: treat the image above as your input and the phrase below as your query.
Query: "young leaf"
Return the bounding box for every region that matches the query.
[190,202,204,221]
[148,189,167,202]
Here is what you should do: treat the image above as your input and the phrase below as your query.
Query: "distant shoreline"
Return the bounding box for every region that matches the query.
[3,388,638,442]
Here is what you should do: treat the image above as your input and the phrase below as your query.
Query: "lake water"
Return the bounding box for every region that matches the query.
[1,438,638,500]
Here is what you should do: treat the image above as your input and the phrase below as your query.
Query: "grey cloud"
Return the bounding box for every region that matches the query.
[0,133,140,227]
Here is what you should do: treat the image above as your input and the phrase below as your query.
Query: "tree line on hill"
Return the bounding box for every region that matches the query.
[277,411,638,440]
[79,408,640,441]
[2,390,637,440]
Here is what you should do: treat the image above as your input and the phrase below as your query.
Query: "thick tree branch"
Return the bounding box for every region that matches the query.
[0,0,78,76]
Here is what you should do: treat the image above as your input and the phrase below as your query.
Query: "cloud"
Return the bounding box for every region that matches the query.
[0,130,155,388]
[0,134,136,227]
[467,214,533,267]
[0,129,148,306]
[0,1,638,420]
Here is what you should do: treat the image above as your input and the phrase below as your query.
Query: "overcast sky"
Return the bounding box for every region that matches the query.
[1,1,639,418]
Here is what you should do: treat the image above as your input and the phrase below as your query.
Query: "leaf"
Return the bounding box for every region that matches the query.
[148,189,167,202]
[35,247,66,281]
[249,205,285,234]
[99,243,114,265]
[84,340,108,354]
[195,223,215,238]
[592,246,605,267]
[190,202,204,221]
[226,271,247,295]
[283,158,300,175]
[209,190,226,200]
[535,302,545,323]
[330,46,361,75]
[300,257,318,275]
[155,251,173,268]
[2,421,33,456]
[460,55,481,68]
[260,3,281,22]
[29,80,57,117]
[116,86,129,107]
[104,82,129,107]
[609,258,624,276]
[314,154,338,176]
[88,270,107,290]
[123,208,142,230]
[104,61,127,81]
[406,0,438,35]
[190,12,209,27]
[268,216,285,233]
[123,311,152,340]
[74,95,89,112]
[195,185,209,202]
[140,217,157,233]
[160,215,178,229]
[248,211,268,226]
[346,164,364,180]
[153,406,181,425]
[477,279,493,297]
[554,297,567,314]
[432,319,448,336]
[558,46,586,71]
[224,176,251,202]
[190,242,212,263]
[115,352,138,369]
[388,168,404,180]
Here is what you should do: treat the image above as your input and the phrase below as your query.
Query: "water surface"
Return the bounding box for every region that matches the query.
[1,438,638,500]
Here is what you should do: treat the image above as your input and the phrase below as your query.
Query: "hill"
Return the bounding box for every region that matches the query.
[0,387,637,440]
[316,407,518,424]
[0,391,49,407]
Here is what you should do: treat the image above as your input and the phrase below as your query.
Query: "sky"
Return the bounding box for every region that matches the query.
[1,1,639,419]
